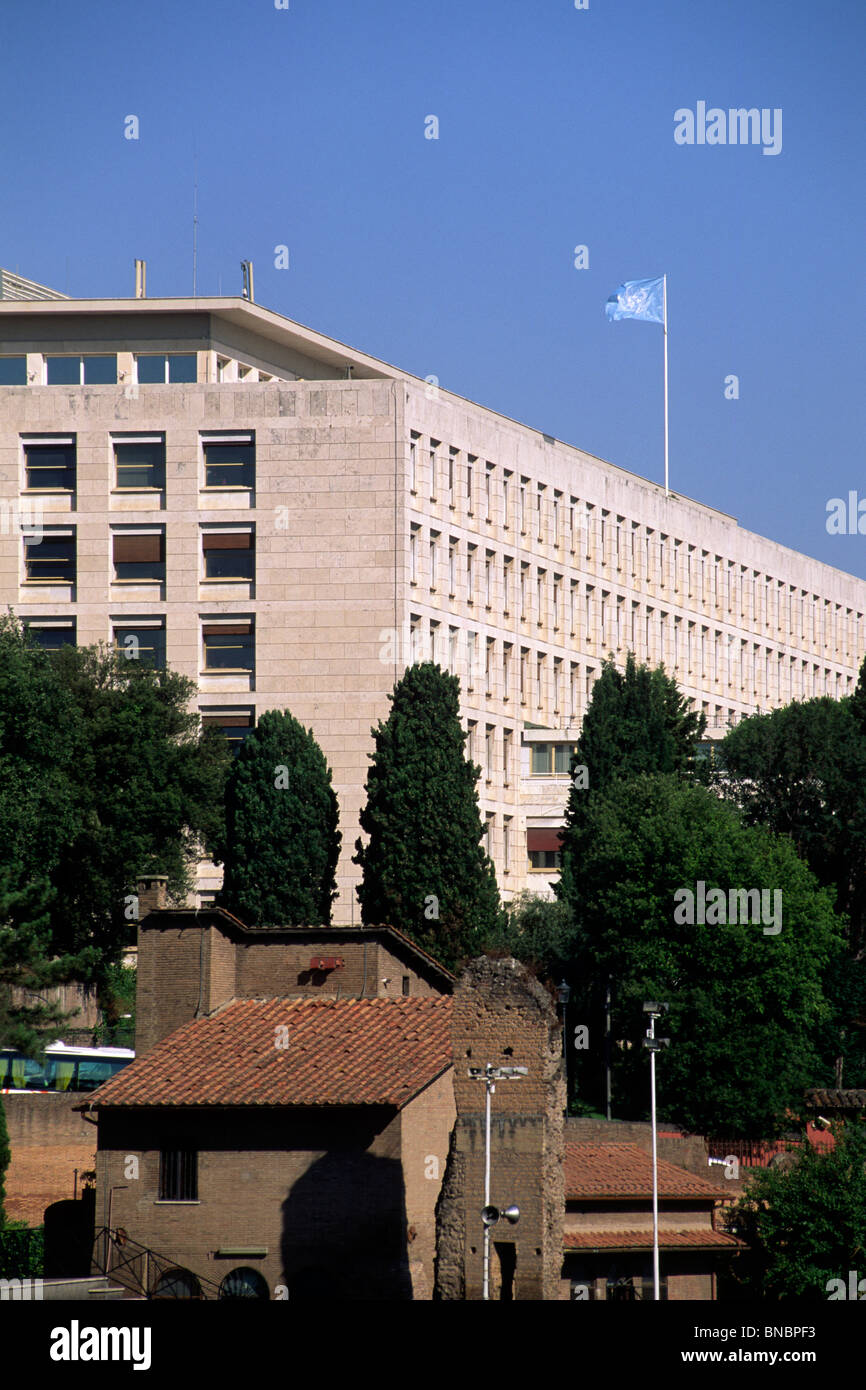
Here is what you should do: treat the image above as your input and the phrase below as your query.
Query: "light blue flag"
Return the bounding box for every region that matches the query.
[605,276,665,324]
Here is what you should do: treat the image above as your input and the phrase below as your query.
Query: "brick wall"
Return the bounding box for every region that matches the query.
[435,956,564,1300]
[95,1106,426,1298]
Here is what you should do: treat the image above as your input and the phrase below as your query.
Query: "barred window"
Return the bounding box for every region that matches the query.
[159,1149,198,1201]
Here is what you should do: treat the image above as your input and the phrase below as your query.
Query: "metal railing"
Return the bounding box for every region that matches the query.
[91,1226,222,1300]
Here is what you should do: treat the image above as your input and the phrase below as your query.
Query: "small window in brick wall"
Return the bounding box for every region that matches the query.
[159,1149,198,1201]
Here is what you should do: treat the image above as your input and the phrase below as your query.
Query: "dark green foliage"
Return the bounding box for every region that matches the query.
[93,962,136,1047]
[724,1121,866,1299]
[354,663,501,970]
[486,892,575,984]
[0,615,231,996]
[558,773,842,1137]
[720,694,866,1086]
[720,696,866,953]
[0,874,95,1057]
[0,1223,44,1275]
[558,653,706,907]
[218,710,341,926]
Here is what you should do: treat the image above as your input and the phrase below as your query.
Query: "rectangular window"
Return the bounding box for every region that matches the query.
[136,353,197,384]
[114,623,166,668]
[200,710,256,754]
[410,433,419,492]
[203,531,254,580]
[113,530,165,582]
[24,620,76,652]
[114,438,166,490]
[46,356,80,385]
[0,357,26,385]
[24,530,75,583]
[203,437,254,489]
[46,355,117,385]
[202,621,254,672]
[159,1149,198,1202]
[24,439,75,490]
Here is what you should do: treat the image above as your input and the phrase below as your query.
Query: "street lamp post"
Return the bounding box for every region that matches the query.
[642,1002,670,1302]
[468,1063,527,1300]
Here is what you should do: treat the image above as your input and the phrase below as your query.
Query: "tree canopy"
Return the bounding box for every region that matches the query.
[217,709,341,926]
[0,616,231,987]
[558,772,843,1136]
[353,663,501,970]
[724,1121,866,1299]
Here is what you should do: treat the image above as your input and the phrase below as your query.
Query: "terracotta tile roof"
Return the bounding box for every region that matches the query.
[84,997,453,1110]
[563,1229,742,1251]
[565,1143,729,1199]
[805,1088,866,1110]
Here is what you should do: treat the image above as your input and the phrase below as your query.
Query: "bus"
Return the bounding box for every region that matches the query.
[0,1042,135,1094]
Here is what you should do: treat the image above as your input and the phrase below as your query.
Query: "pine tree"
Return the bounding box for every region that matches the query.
[217,710,340,926]
[353,663,501,969]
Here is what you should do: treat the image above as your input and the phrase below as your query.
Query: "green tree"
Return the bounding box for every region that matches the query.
[720,696,866,953]
[724,1120,866,1299]
[486,892,575,984]
[45,641,231,970]
[0,616,231,992]
[354,663,501,969]
[558,773,842,1136]
[217,710,341,926]
[557,654,706,907]
[720,695,866,1086]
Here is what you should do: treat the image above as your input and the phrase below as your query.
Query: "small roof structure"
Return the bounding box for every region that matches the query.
[78,996,453,1111]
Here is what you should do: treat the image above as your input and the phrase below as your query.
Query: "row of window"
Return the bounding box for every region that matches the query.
[408,612,853,705]
[410,524,862,661]
[24,617,254,673]
[0,354,198,386]
[20,528,254,585]
[408,436,862,656]
[16,435,254,492]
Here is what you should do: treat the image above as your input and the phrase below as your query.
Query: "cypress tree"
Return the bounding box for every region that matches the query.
[217,710,340,926]
[353,663,501,969]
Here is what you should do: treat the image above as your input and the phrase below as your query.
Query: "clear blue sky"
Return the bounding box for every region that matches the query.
[2,0,863,575]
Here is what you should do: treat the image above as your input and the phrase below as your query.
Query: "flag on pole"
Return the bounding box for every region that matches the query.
[605,276,665,325]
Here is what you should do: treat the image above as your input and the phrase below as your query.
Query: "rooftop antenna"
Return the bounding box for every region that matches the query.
[192,153,198,297]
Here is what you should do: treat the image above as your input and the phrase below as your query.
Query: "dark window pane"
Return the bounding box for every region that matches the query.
[553,744,573,776]
[205,548,254,579]
[115,442,166,490]
[531,743,550,776]
[167,354,197,383]
[46,357,81,385]
[25,538,75,581]
[26,625,76,652]
[25,446,75,490]
[204,443,254,488]
[114,561,165,582]
[75,1058,116,1091]
[83,355,117,384]
[115,627,166,667]
[203,632,254,670]
[137,355,166,384]
[159,1150,198,1201]
[0,357,26,385]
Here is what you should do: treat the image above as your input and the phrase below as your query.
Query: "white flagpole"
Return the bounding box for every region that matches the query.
[663,274,669,497]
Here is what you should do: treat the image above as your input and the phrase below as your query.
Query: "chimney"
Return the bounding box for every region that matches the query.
[136,874,168,917]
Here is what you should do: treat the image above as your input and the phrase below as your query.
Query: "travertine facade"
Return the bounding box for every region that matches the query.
[2,279,864,917]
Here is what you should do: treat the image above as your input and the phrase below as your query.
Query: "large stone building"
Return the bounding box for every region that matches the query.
[2,266,864,915]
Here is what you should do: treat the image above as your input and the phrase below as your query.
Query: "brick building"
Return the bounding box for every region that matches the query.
[561,1143,741,1300]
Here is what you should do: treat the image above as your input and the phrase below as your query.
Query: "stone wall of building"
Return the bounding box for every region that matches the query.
[435,956,564,1300]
